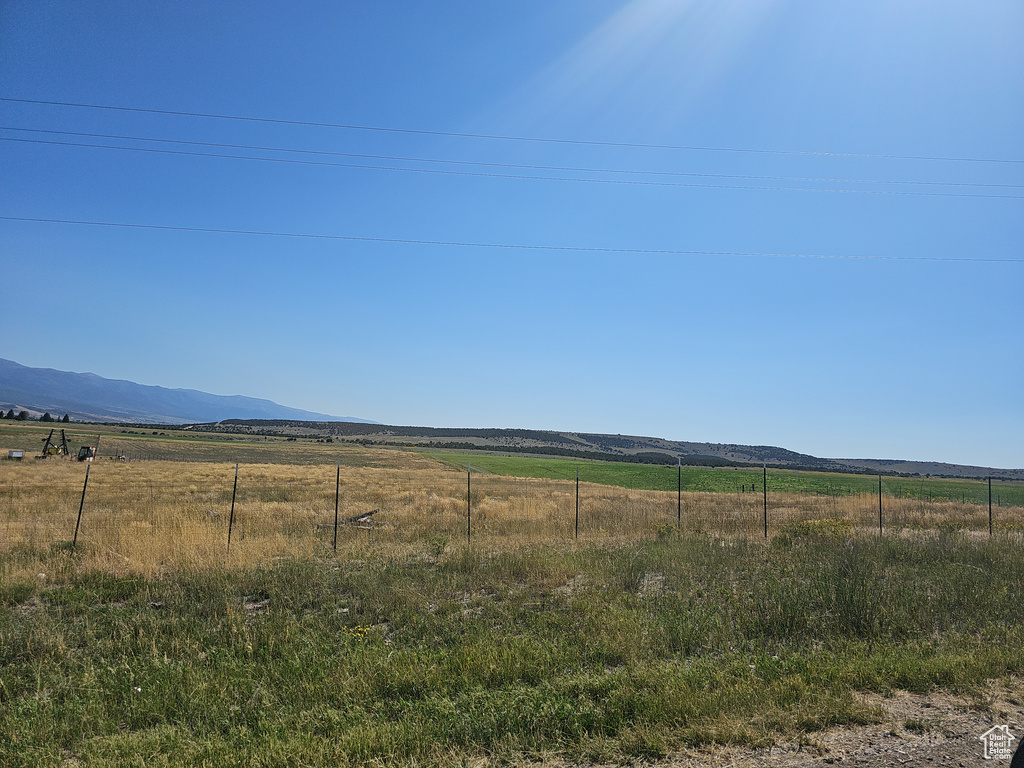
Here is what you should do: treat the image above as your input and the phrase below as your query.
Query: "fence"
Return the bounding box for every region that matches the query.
[2,459,1023,572]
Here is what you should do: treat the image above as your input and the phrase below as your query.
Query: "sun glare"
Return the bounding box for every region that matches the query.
[499,0,784,135]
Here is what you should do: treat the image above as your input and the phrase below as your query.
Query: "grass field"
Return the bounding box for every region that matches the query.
[2,423,1023,766]
[3,457,1022,580]
[5,422,1021,504]
[3,534,1023,766]
[0,422,429,467]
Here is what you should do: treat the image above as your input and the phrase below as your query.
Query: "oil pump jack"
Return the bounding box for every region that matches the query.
[40,429,71,457]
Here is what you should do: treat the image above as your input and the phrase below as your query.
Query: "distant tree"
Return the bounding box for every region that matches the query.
[62,414,70,423]
[40,412,54,422]
[2,409,12,419]
[16,411,29,420]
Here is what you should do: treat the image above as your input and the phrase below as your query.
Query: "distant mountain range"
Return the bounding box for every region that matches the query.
[0,358,374,425]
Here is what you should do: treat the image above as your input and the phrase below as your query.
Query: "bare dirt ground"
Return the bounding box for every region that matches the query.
[658,678,1023,768]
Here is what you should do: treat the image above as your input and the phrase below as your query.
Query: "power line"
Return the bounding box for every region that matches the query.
[3,215,1020,263]
[4,126,1021,194]
[3,96,1022,166]
[5,135,1021,200]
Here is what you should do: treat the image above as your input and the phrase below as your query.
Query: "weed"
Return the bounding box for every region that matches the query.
[904,718,933,733]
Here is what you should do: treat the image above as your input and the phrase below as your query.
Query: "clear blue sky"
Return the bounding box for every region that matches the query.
[1,1,1021,468]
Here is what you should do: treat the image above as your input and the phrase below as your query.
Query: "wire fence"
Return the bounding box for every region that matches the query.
[3,460,1023,570]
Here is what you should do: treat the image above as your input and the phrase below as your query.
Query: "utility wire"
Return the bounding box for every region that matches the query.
[3,96,1022,166]
[3,215,1020,263]
[4,126,1021,192]
[4,136,1020,200]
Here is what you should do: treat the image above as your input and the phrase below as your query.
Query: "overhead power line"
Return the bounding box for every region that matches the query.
[3,96,1022,166]
[6,135,1021,200]
[3,126,1021,197]
[2,215,1020,263]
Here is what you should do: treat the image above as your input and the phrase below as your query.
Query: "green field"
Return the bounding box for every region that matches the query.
[428,451,1024,506]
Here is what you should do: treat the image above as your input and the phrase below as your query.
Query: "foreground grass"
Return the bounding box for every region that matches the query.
[2,532,1023,767]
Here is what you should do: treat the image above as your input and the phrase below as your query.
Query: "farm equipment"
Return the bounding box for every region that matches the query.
[76,435,101,462]
[316,508,379,532]
[346,508,379,529]
[40,429,71,457]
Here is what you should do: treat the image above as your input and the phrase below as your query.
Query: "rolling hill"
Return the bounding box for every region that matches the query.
[201,419,1023,480]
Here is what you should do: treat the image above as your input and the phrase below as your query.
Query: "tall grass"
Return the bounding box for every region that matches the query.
[2,458,1022,580]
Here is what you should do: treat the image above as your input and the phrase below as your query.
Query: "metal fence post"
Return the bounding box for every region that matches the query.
[72,463,90,550]
[677,457,681,529]
[333,458,340,552]
[878,474,883,535]
[989,476,993,537]
[763,464,768,539]
[227,463,239,555]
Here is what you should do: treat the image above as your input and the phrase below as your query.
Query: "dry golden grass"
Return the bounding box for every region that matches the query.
[2,455,1021,579]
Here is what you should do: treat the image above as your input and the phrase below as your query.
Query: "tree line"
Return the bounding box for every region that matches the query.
[2,410,70,422]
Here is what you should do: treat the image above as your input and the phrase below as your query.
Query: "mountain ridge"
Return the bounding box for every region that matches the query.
[0,358,374,425]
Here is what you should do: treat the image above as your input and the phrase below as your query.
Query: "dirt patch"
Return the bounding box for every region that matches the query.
[659,678,1023,767]
[242,596,270,613]
[639,572,666,597]
[557,574,588,596]
[13,595,44,617]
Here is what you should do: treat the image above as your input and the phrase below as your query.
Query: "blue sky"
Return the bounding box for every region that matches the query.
[1,0,1021,468]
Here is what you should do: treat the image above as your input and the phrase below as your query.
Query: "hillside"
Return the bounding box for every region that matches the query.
[203,419,1024,480]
